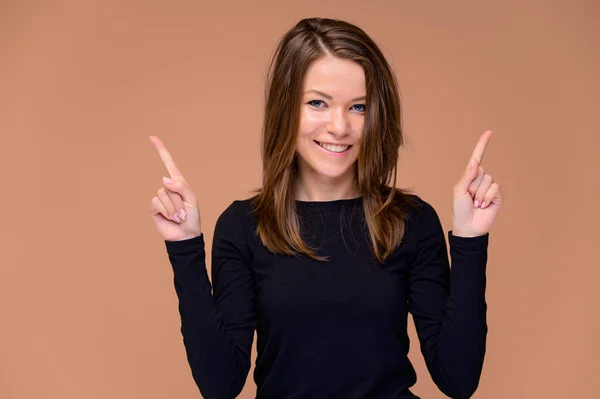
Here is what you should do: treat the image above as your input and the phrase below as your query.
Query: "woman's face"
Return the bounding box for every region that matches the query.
[295,55,366,183]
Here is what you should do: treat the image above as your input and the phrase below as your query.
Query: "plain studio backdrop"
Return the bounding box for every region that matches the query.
[1,1,598,398]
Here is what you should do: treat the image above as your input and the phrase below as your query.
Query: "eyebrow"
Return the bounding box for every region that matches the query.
[304,90,366,102]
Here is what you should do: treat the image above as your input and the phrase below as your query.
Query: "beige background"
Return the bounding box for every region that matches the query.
[1,1,599,398]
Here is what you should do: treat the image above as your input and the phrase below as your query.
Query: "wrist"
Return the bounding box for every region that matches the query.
[451,229,481,238]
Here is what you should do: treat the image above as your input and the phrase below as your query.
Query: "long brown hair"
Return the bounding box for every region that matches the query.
[250,17,419,263]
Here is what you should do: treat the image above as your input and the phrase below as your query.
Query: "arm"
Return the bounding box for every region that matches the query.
[407,201,488,399]
[165,202,256,399]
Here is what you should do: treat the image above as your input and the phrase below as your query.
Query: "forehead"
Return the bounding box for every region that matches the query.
[303,56,365,94]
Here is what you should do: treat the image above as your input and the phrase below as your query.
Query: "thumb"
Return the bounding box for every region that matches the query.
[163,176,198,206]
[454,158,479,195]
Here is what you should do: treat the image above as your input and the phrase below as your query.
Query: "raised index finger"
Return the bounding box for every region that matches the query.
[149,135,184,179]
[470,130,493,165]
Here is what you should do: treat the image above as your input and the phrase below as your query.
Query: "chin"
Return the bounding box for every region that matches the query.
[296,146,359,181]
[312,163,357,180]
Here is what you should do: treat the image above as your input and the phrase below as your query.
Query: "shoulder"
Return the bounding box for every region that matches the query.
[401,193,445,238]
[386,190,430,221]
[405,193,437,217]
[214,196,258,236]
[212,198,258,261]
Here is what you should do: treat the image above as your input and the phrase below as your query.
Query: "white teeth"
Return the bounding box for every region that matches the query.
[318,142,350,153]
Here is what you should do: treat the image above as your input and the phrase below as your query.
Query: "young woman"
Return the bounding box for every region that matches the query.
[149,17,503,399]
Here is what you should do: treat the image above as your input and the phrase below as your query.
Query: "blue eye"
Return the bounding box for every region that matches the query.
[308,100,325,108]
[307,100,365,112]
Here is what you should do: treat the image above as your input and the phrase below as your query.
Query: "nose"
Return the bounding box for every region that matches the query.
[326,107,350,136]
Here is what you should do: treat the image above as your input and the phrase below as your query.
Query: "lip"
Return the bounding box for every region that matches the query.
[314,140,352,156]
[314,140,352,146]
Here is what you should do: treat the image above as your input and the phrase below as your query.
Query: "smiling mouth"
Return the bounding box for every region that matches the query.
[314,140,353,153]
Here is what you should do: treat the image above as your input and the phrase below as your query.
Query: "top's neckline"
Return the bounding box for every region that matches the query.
[294,196,363,211]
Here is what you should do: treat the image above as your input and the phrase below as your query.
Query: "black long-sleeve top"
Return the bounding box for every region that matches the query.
[164,195,489,399]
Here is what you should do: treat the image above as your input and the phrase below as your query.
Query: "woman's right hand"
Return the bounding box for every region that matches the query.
[149,136,202,242]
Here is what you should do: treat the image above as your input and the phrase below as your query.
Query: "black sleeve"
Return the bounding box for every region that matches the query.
[164,201,257,399]
[407,201,488,399]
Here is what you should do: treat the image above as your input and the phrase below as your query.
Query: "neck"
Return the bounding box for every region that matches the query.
[293,166,359,202]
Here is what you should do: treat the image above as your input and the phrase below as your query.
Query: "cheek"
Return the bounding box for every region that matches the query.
[299,109,328,135]
[350,119,364,145]
[351,115,364,131]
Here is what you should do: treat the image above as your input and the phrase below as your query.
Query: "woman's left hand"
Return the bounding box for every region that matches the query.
[452,130,504,238]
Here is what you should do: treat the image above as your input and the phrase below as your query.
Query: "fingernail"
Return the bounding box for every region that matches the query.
[474,200,480,208]
[178,209,186,220]
[481,201,486,208]
[163,177,173,184]
[173,213,181,223]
